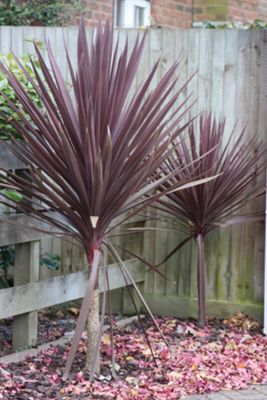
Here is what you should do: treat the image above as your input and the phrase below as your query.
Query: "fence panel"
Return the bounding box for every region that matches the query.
[0,27,266,323]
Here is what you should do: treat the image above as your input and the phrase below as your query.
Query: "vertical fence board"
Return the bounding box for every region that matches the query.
[216,227,231,301]
[178,239,192,298]
[198,30,213,114]
[39,237,53,280]
[223,29,239,136]
[187,29,200,119]
[12,241,40,349]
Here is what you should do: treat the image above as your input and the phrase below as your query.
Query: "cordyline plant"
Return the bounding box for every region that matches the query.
[0,21,215,379]
[151,113,266,327]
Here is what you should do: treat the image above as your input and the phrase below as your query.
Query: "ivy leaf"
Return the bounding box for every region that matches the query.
[1,189,23,202]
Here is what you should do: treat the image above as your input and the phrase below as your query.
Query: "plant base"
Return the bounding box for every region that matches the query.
[85,288,100,374]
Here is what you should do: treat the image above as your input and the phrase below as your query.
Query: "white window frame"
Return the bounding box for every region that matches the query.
[114,0,151,28]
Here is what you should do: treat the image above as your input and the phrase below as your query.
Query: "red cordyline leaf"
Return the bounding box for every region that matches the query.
[0,21,196,253]
[0,21,212,378]
[156,113,265,236]
[152,113,266,326]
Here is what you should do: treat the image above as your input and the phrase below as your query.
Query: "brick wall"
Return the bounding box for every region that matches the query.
[151,0,267,28]
[259,0,267,17]
[192,0,227,23]
[150,0,192,28]
[84,0,113,26]
[81,0,267,28]
[150,0,228,28]
[228,0,267,21]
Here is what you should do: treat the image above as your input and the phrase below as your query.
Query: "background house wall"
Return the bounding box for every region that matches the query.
[228,0,267,22]
[84,0,267,28]
[84,0,113,26]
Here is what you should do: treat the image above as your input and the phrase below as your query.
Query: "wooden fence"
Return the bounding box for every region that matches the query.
[0,27,266,351]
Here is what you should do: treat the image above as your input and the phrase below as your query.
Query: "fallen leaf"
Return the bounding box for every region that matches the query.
[68,307,80,316]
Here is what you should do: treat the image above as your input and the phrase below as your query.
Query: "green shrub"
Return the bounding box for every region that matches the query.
[0,246,61,288]
[0,52,43,140]
[0,245,14,288]
[0,0,86,27]
[202,19,267,29]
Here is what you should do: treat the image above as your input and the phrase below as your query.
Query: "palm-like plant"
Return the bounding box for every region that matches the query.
[0,21,212,379]
[155,113,266,327]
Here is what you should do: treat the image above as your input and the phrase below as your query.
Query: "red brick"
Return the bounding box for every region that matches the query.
[73,0,267,29]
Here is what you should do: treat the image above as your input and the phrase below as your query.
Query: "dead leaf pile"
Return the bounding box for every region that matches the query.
[0,316,266,399]
[223,312,260,332]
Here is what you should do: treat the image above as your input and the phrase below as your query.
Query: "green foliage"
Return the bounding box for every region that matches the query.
[0,52,42,140]
[0,0,86,27]
[202,19,267,29]
[1,188,23,201]
[0,246,61,288]
[40,252,61,271]
[0,245,14,288]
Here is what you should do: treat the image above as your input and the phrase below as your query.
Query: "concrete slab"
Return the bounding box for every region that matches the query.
[183,387,267,400]
[253,384,267,395]
[220,388,267,400]
[182,396,208,400]
[206,393,231,399]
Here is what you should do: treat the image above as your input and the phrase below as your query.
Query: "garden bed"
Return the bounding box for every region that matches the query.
[0,311,266,399]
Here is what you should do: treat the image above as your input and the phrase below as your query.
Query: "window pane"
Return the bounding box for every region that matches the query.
[134,6,145,28]
[115,0,122,27]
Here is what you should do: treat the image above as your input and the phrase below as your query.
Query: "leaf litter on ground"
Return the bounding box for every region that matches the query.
[0,312,266,399]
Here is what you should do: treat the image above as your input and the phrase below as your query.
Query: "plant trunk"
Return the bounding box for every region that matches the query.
[85,284,100,374]
[63,249,101,381]
[196,234,207,327]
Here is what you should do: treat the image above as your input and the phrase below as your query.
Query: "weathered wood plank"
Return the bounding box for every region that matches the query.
[0,259,143,319]
[165,226,180,296]
[187,29,200,118]
[12,241,40,349]
[145,294,263,321]
[223,29,238,138]
[198,29,213,113]
[0,143,26,170]
[0,212,144,247]
[0,215,54,246]
[11,26,24,56]
[178,238,192,298]
[175,29,188,106]
[258,30,267,141]
[189,238,198,299]
[211,30,225,117]
[216,227,231,301]
[0,26,11,54]
[205,229,218,301]
[39,236,53,280]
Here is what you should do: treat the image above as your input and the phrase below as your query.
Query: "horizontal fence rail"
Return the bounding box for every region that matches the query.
[0,259,144,320]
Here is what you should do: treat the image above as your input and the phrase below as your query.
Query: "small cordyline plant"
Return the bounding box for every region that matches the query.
[153,113,266,327]
[0,21,214,379]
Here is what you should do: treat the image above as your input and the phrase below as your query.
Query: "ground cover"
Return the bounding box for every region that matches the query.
[0,312,266,399]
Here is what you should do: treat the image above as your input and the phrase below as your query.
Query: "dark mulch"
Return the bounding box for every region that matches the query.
[0,305,79,357]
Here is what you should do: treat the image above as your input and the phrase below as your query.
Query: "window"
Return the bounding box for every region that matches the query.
[114,0,151,28]
[134,6,145,28]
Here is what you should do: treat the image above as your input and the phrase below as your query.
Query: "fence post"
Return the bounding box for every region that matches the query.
[12,240,40,350]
